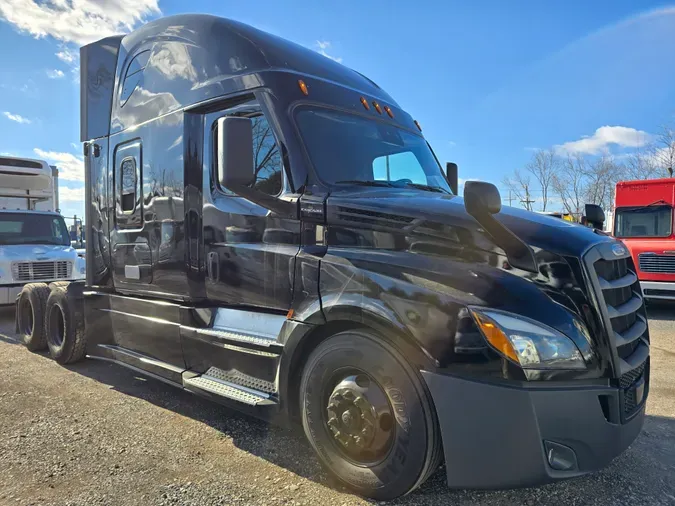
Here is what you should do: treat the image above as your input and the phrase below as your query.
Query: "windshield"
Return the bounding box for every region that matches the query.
[0,212,70,246]
[295,108,451,193]
[614,205,672,238]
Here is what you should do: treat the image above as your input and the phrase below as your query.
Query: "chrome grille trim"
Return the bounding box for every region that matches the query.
[639,253,675,273]
[11,261,72,282]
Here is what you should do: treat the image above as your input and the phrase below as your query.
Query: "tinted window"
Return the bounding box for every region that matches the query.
[615,206,672,238]
[0,213,70,245]
[215,109,283,197]
[295,108,450,192]
[121,50,151,105]
[250,114,282,196]
[373,152,427,185]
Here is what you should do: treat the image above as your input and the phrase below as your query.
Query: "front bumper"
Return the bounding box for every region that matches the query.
[422,372,645,489]
[0,285,24,305]
[640,281,675,300]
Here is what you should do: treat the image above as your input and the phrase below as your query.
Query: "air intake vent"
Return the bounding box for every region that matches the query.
[336,206,415,228]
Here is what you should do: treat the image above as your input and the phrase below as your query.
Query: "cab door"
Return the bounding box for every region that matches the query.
[201,96,300,310]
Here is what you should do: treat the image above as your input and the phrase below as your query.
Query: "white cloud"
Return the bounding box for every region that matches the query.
[3,111,31,124]
[59,185,85,202]
[555,126,652,155]
[448,141,457,147]
[46,69,65,79]
[33,148,84,182]
[56,47,77,64]
[0,0,160,45]
[315,40,343,63]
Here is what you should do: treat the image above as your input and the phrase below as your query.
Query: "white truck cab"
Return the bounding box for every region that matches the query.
[0,156,82,305]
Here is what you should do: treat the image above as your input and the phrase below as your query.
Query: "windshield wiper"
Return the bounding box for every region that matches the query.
[398,182,449,194]
[16,239,66,245]
[334,180,395,187]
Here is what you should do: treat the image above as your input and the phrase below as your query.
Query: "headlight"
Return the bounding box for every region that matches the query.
[469,308,586,370]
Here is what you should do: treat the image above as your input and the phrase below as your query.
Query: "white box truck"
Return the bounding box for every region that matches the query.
[0,156,83,305]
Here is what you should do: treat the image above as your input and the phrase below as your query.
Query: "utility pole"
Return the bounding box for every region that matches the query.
[508,189,513,207]
[521,184,535,211]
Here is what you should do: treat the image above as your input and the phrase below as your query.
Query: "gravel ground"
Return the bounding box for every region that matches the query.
[0,304,674,506]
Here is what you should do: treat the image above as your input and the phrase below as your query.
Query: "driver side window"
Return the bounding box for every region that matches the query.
[213,104,283,197]
[373,152,427,185]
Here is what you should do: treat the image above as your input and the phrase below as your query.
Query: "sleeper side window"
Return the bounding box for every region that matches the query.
[121,50,151,106]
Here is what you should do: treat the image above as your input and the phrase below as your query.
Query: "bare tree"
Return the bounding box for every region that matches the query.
[584,155,623,211]
[501,169,531,209]
[525,149,557,211]
[624,144,660,180]
[552,153,587,217]
[654,124,675,177]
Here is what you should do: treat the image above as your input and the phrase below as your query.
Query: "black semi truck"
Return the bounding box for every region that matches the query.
[16,14,649,500]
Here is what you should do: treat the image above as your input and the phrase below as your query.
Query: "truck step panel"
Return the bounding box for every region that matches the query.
[183,373,276,406]
[202,367,276,394]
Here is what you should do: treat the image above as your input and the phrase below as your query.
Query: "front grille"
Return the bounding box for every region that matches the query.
[639,253,675,273]
[619,361,646,389]
[12,261,71,282]
[588,244,650,418]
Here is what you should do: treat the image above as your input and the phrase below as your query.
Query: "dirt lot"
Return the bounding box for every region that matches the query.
[1,305,674,506]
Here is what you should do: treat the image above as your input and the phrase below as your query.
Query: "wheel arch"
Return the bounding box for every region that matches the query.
[280,307,438,424]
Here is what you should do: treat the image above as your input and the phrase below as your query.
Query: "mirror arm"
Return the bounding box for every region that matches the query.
[230,184,297,217]
[467,208,538,273]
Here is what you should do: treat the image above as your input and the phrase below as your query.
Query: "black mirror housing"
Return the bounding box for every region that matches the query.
[584,204,605,227]
[217,116,254,189]
[464,181,501,216]
[446,162,458,195]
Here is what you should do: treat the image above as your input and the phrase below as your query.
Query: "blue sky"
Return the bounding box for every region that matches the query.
[1,0,674,220]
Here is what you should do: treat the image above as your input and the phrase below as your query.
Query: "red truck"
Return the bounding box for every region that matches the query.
[614,178,675,300]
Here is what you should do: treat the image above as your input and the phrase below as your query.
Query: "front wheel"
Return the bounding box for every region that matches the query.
[300,330,441,500]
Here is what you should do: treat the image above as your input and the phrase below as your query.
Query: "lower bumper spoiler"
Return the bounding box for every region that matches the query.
[422,371,645,489]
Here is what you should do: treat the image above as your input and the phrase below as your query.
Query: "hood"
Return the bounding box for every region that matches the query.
[327,189,612,258]
[0,244,77,262]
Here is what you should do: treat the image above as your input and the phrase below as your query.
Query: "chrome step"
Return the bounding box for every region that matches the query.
[182,371,276,406]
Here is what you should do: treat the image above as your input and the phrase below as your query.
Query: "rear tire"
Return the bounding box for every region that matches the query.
[299,329,441,500]
[16,283,50,351]
[45,286,86,364]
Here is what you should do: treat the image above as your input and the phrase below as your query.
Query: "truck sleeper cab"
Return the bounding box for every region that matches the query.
[16,14,648,501]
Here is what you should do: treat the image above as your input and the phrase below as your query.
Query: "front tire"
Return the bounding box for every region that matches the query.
[300,329,441,500]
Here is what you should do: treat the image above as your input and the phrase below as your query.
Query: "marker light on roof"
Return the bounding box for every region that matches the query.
[384,106,394,118]
[372,101,382,114]
[360,97,370,110]
[298,80,309,96]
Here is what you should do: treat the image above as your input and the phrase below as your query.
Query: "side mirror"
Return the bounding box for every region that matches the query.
[464,181,501,216]
[464,181,537,273]
[584,204,605,229]
[217,116,254,189]
[446,162,458,195]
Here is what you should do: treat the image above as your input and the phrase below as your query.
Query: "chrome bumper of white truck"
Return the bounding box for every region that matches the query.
[640,281,675,300]
[0,285,24,305]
